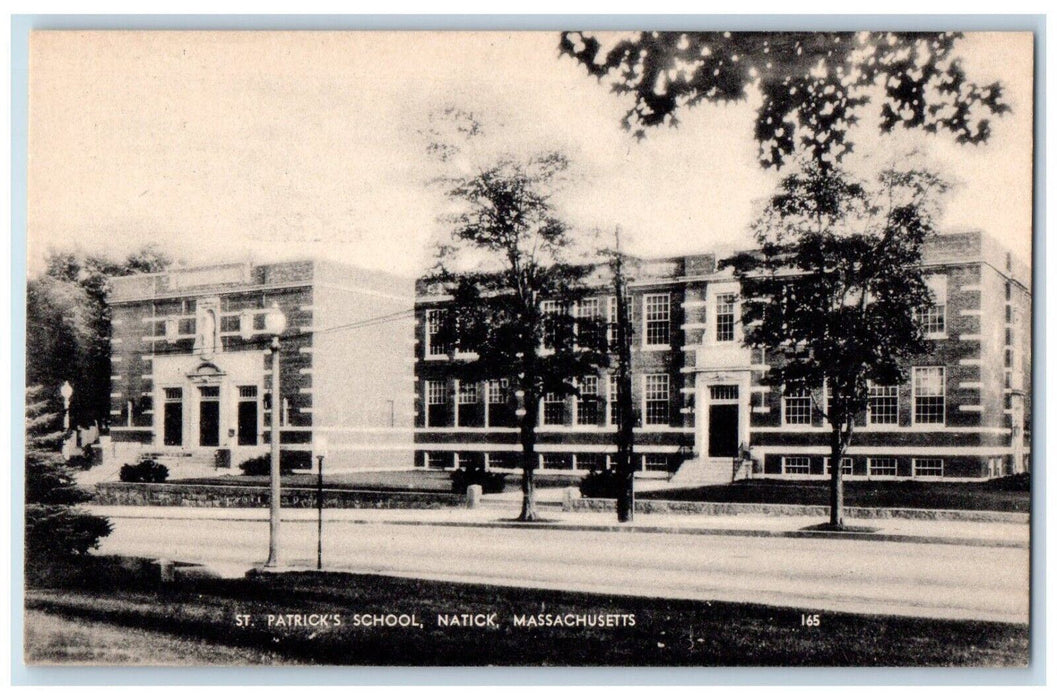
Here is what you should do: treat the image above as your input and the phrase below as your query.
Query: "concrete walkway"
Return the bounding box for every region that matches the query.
[87,502,1029,549]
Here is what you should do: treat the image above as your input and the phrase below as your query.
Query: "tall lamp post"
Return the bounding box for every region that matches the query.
[263,303,287,569]
[313,433,328,570]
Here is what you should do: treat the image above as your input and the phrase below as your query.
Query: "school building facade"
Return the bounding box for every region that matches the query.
[412,231,1031,483]
[105,260,415,473]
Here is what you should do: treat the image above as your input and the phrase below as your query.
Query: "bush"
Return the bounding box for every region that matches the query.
[579,469,623,499]
[119,459,168,483]
[451,468,506,494]
[238,452,310,476]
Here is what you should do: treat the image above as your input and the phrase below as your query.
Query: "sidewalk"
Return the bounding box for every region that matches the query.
[87,501,1029,549]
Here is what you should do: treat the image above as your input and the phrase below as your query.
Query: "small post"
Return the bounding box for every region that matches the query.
[466,484,482,509]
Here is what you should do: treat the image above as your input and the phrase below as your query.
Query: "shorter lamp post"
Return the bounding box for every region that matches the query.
[263,302,287,569]
[313,433,328,570]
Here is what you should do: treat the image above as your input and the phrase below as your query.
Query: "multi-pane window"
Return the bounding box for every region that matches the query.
[542,392,565,426]
[782,456,811,475]
[867,383,899,425]
[575,376,600,426]
[913,458,944,478]
[606,374,619,426]
[824,457,853,475]
[644,374,670,426]
[486,379,513,427]
[715,293,736,342]
[220,315,241,333]
[487,379,508,404]
[916,275,948,336]
[783,388,813,425]
[644,293,671,347]
[541,300,560,350]
[426,309,449,357]
[457,382,478,405]
[426,379,451,427]
[643,454,670,472]
[913,367,946,424]
[868,457,898,477]
[542,453,573,470]
[576,298,603,347]
[607,296,619,348]
[577,454,606,472]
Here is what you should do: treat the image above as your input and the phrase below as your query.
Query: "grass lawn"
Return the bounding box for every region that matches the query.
[24,557,1028,667]
[641,474,1031,512]
[174,469,584,493]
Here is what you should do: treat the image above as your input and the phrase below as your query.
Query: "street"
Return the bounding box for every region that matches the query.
[93,510,1030,624]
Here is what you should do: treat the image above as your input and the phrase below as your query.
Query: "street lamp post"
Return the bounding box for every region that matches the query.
[314,433,328,571]
[263,303,287,569]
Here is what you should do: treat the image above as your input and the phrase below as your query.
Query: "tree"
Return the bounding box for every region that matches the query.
[25,385,112,571]
[426,113,608,521]
[27,245,172,428]
[559,31,1009,169]
[723,161,947,528]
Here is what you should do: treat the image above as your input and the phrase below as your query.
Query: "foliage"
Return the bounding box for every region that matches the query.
[237,452,309,476]
[721,161,947,526]
[27,245,173,428]
[119,459,169,483]
[450,468,507,495]
[426,110,609,520]
[579,468,623,499]
[24,386,112,563]
[559,31,1009,169]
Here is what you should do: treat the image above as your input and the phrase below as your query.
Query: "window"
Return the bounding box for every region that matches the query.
[576,376,600,426]
[782,456,811,475]
[867,383,898,425]
[220,315,241,333]
[913,458,943,478]
[715,293,736,342]
[710,385,739,401]
[824,457,853,475]
[576,298,604,347]
[913,367,946,424]
[457,381,482,427]
[426,379,451,427]
[644,374,670,426]
[178,318,196,336]
[542,453,573,470]
[427,452,454,470]
[458,452,484,471]
[542,392,565,426]
[606,296,619,348]
[236,385,258,447]
[916,275,947,337]
[577,454,606,472]
[426,309,449,357]
[644,293,670,347]
[868,457,898,477]
[606,374,619,426]
[541,300,560,350]
[783,388,813,425]
[643,454,670,472]
[487,379,508,404]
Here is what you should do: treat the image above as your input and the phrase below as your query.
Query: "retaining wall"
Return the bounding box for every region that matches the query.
[95,482,466,509]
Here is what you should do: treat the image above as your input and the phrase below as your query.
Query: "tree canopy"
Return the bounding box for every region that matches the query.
[559,31,1009,169]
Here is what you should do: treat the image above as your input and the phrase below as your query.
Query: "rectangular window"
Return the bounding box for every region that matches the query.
[426,379,451,427]
[824,457,853,475]
[178,318,196,336]
[427,452,454,470]
[457,382,478,405]
[606,296,619,349]
[486,379,514,427]
[456,381,482,427]
[715,293,736,342]
[644,374,670,426]
[576,376,600,426]
[868,457,898,477]
[577,454,605,472]
[237,385,258,446]
[542,392,565,426]
[916,275,948,336]
[643,454,670,472]
[644,293,671,347]
[426,309,449,357]
[913,458,944,478]
[913,367,946,424]
[576,298,603,348]
[783,388,813,425]
[710,385,739,401]
[867,383,898,425]
[542,453,573,470]
[782,456,811,475]
[541,300,560,350]
[606,374,619,426]
[220,315,241,334]
[487,379,507,404]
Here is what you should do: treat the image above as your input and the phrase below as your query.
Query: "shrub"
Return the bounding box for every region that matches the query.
[238,451,310,476]
[119,459,169,483]
[451,468,506,494]
[579,469,623,499]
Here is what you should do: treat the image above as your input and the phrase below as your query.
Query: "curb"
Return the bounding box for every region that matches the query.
[93,510,1027,550]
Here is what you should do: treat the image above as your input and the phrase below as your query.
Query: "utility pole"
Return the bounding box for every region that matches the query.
[613,228,635,523]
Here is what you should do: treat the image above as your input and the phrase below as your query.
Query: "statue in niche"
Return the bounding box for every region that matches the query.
[195,306,218,358]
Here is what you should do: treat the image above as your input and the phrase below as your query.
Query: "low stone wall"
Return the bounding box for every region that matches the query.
[95,482,466,509]
[564,493,1028,523]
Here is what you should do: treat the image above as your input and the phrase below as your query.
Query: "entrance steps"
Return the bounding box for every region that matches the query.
[669,457,739,485]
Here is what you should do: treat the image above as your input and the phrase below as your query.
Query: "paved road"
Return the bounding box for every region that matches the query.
[95,514,1030,624]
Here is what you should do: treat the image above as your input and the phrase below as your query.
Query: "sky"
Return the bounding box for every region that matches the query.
[27,30,1034,277]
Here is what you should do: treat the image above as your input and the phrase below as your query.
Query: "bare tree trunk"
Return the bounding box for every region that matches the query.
[613,237,635,523]
[828,418,854,530]
[519,393,539,522]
